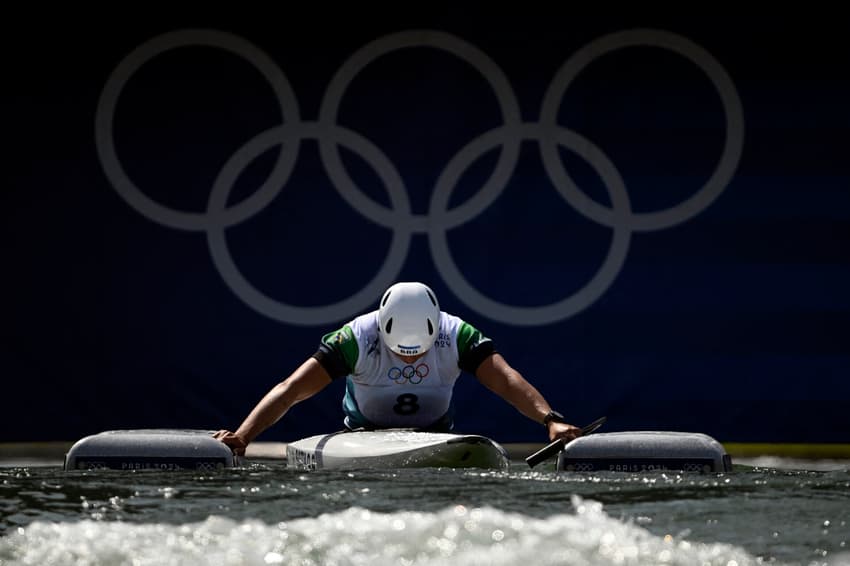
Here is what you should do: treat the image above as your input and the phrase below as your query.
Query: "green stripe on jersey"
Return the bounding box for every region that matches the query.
[457,321,488,357]
[321,325,359,373]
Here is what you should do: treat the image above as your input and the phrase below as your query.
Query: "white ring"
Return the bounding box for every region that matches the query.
[429,124,632,325]
[206,123,412,325]
[318,30,523,233]
[95,29,301,231]
[539,28,744,231]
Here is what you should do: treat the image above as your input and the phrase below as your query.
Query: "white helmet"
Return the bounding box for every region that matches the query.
[378,282,440,356]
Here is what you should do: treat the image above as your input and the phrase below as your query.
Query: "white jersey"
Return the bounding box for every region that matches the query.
[315,310,495,429]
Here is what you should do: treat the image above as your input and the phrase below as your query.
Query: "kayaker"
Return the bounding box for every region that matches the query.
[215,281,582,455]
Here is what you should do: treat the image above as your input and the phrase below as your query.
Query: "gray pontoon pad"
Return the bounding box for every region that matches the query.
[558,431,732,472]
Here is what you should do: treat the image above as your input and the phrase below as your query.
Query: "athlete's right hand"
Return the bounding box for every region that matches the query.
[214,429,248,456]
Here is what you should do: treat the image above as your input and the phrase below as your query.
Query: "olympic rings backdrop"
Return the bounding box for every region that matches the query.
[5,11,849,443]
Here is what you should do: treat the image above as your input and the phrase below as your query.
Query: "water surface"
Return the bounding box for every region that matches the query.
[1,459,849,565]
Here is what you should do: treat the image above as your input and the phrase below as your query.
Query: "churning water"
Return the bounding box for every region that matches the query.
[1,459,849,565]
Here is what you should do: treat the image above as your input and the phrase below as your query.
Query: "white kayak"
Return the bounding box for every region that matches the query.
[285,429,510,470]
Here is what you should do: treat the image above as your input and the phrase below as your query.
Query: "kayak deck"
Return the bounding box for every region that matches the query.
[286,429,510,470]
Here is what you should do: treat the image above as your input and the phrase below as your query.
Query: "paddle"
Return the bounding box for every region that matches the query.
[525,416,607,468]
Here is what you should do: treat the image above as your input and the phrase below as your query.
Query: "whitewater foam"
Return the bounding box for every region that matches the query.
[0,495,785,566]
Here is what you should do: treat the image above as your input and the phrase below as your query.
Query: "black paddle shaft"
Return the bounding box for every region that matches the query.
[525,416,607,469]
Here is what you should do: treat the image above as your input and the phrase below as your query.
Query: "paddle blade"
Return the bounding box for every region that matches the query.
[579,416,608,436]
[524,438,566,468]
[525,416,607,469]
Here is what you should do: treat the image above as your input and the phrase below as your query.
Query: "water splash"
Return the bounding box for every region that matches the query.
[0,496,777,566]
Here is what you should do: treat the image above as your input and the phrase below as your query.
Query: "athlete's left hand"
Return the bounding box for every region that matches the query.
[548,421,582,443]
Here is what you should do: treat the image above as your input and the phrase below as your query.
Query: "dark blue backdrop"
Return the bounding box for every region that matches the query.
[4,9,848,443]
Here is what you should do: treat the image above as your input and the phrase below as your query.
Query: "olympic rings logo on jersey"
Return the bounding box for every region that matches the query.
[95,28,744,327]
[388,363,430,385]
